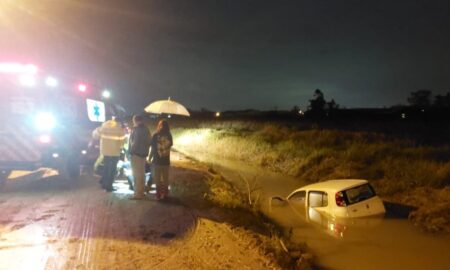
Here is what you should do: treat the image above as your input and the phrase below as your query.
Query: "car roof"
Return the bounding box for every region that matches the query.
[290,179,369,194]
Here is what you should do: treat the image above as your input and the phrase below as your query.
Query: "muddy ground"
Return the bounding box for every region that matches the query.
[0,158,292,270]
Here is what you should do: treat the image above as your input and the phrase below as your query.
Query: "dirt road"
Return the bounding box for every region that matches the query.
[0,165,280,269]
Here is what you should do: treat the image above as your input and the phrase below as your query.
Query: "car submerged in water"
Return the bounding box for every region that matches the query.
[270,179,386,238]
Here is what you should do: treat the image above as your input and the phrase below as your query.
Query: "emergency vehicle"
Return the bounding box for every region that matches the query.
[0,62,124,186]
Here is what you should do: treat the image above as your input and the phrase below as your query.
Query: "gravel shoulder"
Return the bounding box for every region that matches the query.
[0,159,282,270]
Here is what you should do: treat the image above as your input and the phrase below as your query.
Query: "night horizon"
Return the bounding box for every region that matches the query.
[1,0,449,113]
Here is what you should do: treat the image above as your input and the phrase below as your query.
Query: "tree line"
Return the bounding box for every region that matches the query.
[301,89,450,116]
[407,90,450,108]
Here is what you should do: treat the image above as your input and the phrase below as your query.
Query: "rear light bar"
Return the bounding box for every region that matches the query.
[335,191,347,207]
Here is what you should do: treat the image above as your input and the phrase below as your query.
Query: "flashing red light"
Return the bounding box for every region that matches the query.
[78,83,87,92]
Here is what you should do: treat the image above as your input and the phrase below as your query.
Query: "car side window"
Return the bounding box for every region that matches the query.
[289,191,306,204]
[308,191,328,207]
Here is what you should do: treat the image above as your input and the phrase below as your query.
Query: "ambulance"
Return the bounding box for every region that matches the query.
[0,62,124,186]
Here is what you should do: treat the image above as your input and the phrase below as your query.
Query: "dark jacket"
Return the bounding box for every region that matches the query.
[149,132,173,165]
[129,124,151,157]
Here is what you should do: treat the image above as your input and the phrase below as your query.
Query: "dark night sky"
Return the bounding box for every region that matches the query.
[1,0,449,113]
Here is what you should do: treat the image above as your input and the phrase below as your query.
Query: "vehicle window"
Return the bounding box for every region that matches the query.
[288,191,306,204]
[308,191,328,207]
[343,184,376,205]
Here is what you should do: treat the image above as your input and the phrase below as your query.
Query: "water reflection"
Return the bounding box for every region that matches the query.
[269,199,384,240]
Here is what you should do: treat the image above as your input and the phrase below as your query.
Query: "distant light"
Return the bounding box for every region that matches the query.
[0,62,38,74]
[421,109,425,113]
[215,112,221,117]
[102,90,111,98]
[18,75,36,87]
[45,76,58,87]
[298,110,305,116]
[168,114,172,118]
[52,153,59,158]
[401,113,406,119]
[39,135,51,144]
[78,83,87,92]
[81,150,87,155]
[35,112,56,130]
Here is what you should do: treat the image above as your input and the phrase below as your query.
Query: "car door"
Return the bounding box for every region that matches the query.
[306,191,329,224]
[308,190,328,209]
[287,190,307,219]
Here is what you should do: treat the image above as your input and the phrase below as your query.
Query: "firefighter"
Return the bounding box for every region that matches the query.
[92,117,126,192]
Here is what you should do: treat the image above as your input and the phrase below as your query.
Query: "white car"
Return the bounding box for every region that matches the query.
[270,179,386,238]
[283,179,386,218]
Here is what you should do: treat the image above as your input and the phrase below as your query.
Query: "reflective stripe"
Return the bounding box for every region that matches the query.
[100,134,126,140]
[0,122,41,162]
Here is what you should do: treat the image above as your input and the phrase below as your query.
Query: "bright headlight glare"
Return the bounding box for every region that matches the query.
[35,113,56,130]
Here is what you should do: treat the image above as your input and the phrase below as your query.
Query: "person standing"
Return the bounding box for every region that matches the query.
[149,119,173,200]
[92,117,126,192]
[129,114,151,200]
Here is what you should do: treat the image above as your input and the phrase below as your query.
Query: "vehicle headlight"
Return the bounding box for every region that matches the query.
[35,112,56,130]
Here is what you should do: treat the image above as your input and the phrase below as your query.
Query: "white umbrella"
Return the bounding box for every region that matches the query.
[144,98,190,116]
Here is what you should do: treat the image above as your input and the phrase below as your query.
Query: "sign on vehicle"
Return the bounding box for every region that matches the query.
[86,99,105,122]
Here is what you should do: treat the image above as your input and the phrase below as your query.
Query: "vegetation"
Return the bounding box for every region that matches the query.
[170,160,311,269]
[407,89,450,108]
[305,89,339,118]
[172,121,450,233]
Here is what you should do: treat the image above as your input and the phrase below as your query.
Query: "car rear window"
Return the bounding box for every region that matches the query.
[343,184,376,205]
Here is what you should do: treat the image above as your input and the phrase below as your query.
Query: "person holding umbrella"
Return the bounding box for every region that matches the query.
[129,114,151,200]
[149,119,173,200]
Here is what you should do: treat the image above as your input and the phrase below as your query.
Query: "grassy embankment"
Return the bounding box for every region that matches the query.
[171,121,450,233]
[170,158,311,269]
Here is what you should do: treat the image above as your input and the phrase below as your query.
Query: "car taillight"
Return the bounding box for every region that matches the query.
[335,191,346,207]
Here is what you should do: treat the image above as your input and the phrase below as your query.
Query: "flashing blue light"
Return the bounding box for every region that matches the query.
[35,112,56,130]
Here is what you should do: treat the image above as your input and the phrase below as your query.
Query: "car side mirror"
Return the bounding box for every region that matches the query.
[269,196,287,208]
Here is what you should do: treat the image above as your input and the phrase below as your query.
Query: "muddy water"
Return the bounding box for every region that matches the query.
[180,151,450,270]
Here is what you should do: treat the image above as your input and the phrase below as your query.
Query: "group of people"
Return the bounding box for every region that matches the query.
[92,114,173,200]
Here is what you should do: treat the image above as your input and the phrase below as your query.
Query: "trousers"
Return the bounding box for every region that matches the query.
[131,155,146,198]
[100,156,119,190]
[153,164,170,197]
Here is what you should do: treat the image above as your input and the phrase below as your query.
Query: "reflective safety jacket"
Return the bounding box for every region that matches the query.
[92,120,126,157]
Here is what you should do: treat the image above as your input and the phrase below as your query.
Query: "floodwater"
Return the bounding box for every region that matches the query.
[181,151,450,270]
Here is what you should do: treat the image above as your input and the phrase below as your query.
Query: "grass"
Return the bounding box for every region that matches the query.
[170,160,310,269]
[172,121,450,194]
[171,120,450,233]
